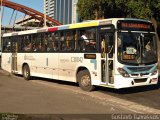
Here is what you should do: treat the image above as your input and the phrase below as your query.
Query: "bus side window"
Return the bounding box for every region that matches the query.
[78,28,96,52]
[43,33,49,51]
[60,32,65,51]
[24,42,32,52]
[3,37,11,52]
[65,30,76,52]
[18,36,23,52]
[46,32,58,52]
[23,35,32,52]
[87,31,96,52]
[60,30,76,52]
[77,39,83,52]
[46,33,53,52]
[33,33,45,52]
[54,32,60,51]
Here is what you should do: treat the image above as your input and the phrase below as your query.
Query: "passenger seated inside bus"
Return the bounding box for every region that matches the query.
[81,33,89,42]
[47,43,52,51]
[61,43,71,51]
[33,44,37,52]
[65,33,74,51]
[44,35,48,50]
[36,43,45,52]
[4,42,11,52]
[24,42,32,52]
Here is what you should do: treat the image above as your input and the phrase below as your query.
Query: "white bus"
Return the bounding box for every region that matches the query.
[1,18,158,91]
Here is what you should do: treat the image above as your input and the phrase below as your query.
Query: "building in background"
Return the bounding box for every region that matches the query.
[45,0,54,18]
[45,0,79,25]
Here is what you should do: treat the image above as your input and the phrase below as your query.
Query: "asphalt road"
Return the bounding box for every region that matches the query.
[0,69,160,119]
[0,69,135,114]
[98,82,160,110]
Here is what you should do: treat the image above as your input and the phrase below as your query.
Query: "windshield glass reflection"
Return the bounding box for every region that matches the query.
[117,32,157,65]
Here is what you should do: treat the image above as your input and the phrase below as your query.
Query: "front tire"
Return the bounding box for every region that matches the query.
[22,64,31,80]
[77,70,95,92]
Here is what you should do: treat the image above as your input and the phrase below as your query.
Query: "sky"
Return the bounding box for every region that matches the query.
[10,0,43,12]
[2,0,44,26]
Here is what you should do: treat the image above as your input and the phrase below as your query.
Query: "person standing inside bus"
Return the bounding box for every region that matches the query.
[81,31,96,52]
[80,31,89,51]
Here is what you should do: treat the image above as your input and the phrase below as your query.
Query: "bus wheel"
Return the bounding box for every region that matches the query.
[77,70,95,92]
[22,65,31,80]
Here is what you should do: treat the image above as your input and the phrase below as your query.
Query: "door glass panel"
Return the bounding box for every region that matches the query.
[100,32,114,84]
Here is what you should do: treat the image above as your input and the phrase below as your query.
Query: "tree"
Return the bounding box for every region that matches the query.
[77,0,114,20]
[77,0,160,22]
[126,0,153,19]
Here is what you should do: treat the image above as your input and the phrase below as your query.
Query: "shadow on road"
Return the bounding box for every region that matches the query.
[31,76,79,88]
[16,73,160,94]
[13,73,160,110]
[12,71,160,94]
[96,78,160,110]
[97,78,160,94]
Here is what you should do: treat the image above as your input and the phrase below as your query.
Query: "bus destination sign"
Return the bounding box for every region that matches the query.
[122,23,150,29]
[117,20,155,32]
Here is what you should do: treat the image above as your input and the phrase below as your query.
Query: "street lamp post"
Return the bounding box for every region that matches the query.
[0,0,2,50]
[44,0,47,27]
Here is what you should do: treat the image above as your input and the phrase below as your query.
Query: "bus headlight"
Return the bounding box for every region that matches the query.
[117,68,130,77]
[151,70,157,76]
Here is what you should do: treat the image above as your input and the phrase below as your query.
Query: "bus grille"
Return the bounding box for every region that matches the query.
[131,73,150,77]
[127,66,153,72]
[134,78,148,83]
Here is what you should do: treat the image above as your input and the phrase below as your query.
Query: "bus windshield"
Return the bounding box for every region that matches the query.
[117,32,157,65]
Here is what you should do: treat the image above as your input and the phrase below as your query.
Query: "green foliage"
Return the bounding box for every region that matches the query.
[77,0,113,20]
[126,0,152,19]
[77,0,160,22]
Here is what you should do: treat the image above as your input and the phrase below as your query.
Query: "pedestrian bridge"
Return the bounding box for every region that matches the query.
[1,0,62,33]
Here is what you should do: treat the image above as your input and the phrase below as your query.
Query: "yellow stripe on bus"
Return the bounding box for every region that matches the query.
[69,21,98,29]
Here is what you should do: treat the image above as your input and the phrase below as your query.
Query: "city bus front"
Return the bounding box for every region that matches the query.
[114,20,158,89]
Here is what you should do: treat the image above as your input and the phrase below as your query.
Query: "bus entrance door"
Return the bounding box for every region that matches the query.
[11,39,18,73]
[100,33,114,85]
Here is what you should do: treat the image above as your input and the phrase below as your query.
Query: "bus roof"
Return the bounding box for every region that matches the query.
[2,18,151,37]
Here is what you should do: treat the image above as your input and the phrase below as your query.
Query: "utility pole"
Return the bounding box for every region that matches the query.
[0,0,2,50]
[44,0,47,27]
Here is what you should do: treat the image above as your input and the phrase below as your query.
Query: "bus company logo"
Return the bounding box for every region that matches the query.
[60,59,70,63]
[24,55,35,60]
[71,57,83,63]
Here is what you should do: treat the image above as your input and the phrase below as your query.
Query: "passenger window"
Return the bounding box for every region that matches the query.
[60,30,76,52]
[33,33,45,52]
[65,31,75,51]
[3,37,11,52]
[47,32,59,52]
[78,28,96,52]
[21,35,32,52]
